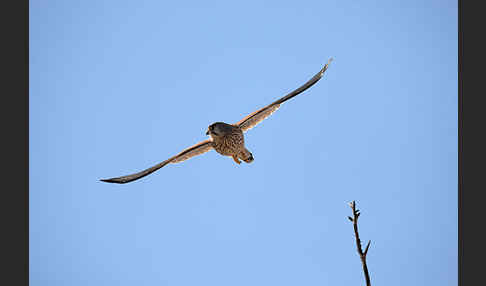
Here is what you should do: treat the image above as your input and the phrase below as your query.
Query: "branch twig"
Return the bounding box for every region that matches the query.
[348,201,372,286]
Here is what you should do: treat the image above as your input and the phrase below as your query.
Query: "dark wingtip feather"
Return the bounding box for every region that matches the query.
[319,57,333,75]
[100,178,125,184]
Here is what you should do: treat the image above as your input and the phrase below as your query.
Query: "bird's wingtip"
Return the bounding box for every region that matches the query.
[318,57,333,75]
[100,178,121,184]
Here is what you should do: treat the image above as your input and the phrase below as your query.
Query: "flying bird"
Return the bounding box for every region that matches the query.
[101,58,333,184]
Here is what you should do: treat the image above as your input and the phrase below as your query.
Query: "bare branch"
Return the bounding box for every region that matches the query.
[364,240,371,257]
[348,201,372,286]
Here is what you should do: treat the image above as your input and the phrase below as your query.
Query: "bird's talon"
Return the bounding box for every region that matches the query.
[232,155,241,164]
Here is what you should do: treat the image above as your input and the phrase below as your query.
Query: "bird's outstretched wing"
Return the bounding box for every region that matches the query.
[235,58,333,132]
[100,140,213,184]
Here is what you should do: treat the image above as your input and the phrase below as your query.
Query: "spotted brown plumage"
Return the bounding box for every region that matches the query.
[209,124,244,156]
[101,58,332,184]
[206,122,252,164]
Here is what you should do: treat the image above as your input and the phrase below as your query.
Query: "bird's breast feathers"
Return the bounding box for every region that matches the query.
[212,130,245,156]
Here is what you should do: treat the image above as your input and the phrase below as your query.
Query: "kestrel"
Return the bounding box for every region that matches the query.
[101,58,332,184]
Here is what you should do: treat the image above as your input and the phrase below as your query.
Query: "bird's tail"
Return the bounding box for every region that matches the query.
[241,149,254,163]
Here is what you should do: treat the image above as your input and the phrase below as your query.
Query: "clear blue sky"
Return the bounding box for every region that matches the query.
[30,1,457,285]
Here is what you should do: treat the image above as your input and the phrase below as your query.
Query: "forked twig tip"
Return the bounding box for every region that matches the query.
[364,240,371,256]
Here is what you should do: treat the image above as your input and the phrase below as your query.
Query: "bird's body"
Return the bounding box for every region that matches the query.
[101,58,332,184]
[207,122,253,164]
[211,129,244,157]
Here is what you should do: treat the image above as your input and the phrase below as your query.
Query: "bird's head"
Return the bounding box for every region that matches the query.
[206,122,233,138]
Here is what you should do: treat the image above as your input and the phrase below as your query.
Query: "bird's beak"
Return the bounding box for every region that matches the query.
[206,130,209,135]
